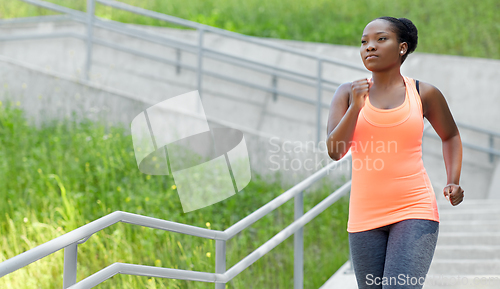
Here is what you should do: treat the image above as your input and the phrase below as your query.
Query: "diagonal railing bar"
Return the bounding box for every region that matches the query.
[456,121,500,138]
[0,32,86,41]
[0,152,351,284]
[19,0,87,21]
[0,14,70,25]
[10,0,340,112]
[68,263,222,289]
[0,211,220,277]
[223,181,351,280]
[424,133,500,156]
[12,0,367,142]
[224,153,351,239]
[65,181,352,289]
[94,0,367,71]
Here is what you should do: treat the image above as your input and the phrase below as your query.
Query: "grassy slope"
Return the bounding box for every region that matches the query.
[0,101,349,288]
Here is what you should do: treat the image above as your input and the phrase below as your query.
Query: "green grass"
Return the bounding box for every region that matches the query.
[0,101,350,288]
[1,0,499,59]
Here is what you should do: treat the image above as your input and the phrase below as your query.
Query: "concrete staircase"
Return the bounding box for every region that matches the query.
[321,199,500,289]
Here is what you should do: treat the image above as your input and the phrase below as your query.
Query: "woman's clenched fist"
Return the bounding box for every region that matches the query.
[350,78,373,110]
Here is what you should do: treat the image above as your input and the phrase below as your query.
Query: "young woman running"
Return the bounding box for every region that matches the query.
[326,17,464,288]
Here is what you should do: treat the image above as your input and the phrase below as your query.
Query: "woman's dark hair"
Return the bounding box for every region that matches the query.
[375,17,418,64]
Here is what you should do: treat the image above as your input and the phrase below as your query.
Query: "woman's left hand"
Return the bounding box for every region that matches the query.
[443,184,464,206]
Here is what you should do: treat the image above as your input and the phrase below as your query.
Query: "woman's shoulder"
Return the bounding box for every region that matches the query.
[417,80,443,100]
[413,80,447,117]
[332,82,353,105]
[336,82,353,94]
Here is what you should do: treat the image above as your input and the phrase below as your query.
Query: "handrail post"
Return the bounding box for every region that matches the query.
[215,239,226,289]
[85,0,95,81]
[345,190,354,274]
[344,247,354,274]
[316,59,323,144]
[272,75,278,101]
[62,243,78,289]
[489,134,494,163]
[176,48,181,75]
[294,190,304,289]
[422,123,432,158]
[197,28,205,100]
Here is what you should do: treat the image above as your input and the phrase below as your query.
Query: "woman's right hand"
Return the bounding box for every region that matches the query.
[350,78,372,110]
[327,80,370,160]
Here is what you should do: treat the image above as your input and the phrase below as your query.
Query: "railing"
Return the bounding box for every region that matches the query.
[423,120,500,163]
[0,151,353,289]
[0,0,368,144]
[455,121,500,163]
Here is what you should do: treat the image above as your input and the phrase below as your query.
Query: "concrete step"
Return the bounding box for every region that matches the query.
[437,232,500,246]
[434,245,500,259]
[423,275,500,289]
[320,261,500,289]
[438,220,500,233]
[437,200,500,211]
[438,209,500,221]
[320,261,357,289]
[428,259,500,275]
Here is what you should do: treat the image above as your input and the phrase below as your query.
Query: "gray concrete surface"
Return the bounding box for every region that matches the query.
[0,55,347,189]
[321,199,500,289]
[488,161,500,199]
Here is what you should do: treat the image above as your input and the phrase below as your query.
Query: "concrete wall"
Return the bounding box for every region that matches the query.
[1,19,498,197]
[0,55,346,190]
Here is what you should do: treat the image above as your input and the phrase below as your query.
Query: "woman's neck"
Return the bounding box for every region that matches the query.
[371,68,404,89]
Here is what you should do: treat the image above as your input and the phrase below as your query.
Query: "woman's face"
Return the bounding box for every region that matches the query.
[360,19,407,72]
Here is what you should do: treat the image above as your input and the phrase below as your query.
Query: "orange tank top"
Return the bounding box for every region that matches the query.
[347,76,439,233]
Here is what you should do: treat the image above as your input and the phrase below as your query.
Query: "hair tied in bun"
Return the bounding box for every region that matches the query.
[398,18,411,32]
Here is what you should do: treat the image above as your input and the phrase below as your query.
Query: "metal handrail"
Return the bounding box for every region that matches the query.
[53,0,346,83]
[0,211,220,276]
[424,133,500,156]
[6,0,369,143]
[456,121,500,138]
[0,13,340,91]
[424,121,500,140]
[0,31,86,41]
[0,28,335,108]
[423,120,500,163]
[0,14,70,24]
[95,0,366,71]
[0,151,352,288]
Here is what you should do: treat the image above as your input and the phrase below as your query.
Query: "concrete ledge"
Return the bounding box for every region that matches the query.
[320,260,500,289]
[320,261,357,289]
[424,275,500,289]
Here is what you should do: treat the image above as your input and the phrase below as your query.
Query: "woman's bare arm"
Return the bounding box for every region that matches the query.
[420,82,464,206]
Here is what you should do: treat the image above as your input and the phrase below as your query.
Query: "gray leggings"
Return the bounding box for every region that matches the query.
[348,218,439,289]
